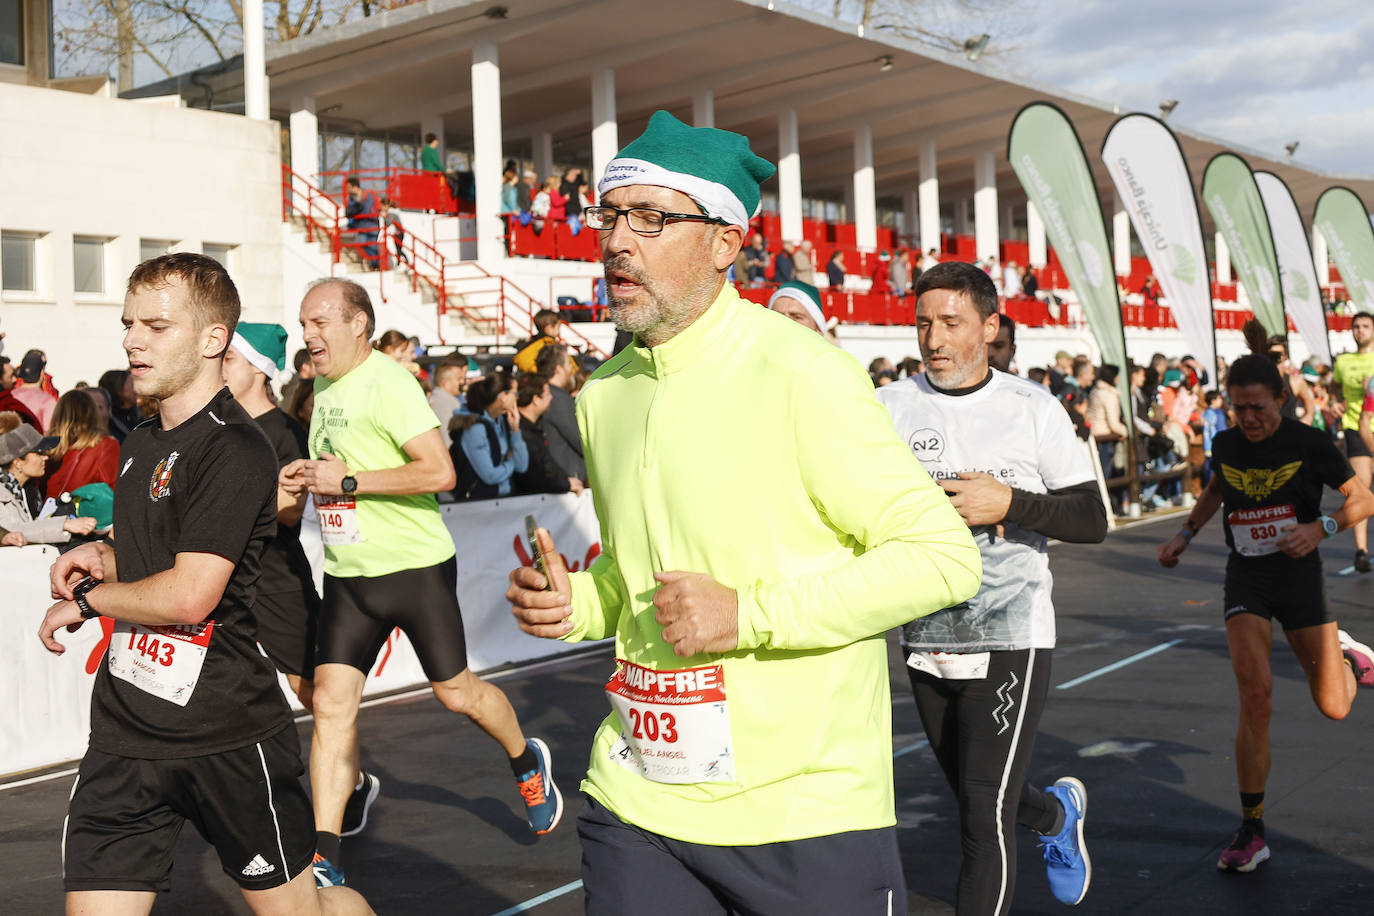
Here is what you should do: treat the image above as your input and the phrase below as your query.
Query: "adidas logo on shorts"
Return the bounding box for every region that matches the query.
[241,854,276,877]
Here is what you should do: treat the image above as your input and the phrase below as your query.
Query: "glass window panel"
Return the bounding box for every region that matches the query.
[2,233,35,291]
[139,239,171,262]
[0,0,23,66]
[73,237,105,294]
[203,243,233,266]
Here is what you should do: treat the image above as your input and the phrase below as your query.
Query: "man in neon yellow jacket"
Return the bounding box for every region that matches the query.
[508,110,980,914]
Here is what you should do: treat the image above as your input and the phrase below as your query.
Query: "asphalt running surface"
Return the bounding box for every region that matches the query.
[6,509,1374,914]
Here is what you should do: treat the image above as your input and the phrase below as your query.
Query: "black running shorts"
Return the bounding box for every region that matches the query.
[1344,430,1372,460]
[63,725,314,893]
[1223,554,1331,631]
[254,588,321,679]
[318,555,469,682]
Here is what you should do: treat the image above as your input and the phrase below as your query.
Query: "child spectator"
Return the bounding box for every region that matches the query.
[379,198,409,268]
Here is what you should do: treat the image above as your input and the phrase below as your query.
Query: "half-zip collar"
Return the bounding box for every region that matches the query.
[630,282,740,377]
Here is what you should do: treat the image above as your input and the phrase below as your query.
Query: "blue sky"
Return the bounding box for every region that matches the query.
[1007,0,1374,176]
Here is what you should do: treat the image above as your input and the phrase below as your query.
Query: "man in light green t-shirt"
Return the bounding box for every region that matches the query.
[281,278,562,889]
[1330,310,1374,572]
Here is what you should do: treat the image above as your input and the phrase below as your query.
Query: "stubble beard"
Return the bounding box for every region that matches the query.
[604,240,721,347]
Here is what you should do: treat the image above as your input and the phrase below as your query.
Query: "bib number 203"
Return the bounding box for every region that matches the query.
[627,708,678,743]
[127,630,175,667]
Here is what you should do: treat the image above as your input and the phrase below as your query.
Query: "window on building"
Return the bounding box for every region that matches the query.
[0,0,23,66]
[139,239,174,263]
[73,237,108,294]
[203,243,234,266]
[2,232,36,291]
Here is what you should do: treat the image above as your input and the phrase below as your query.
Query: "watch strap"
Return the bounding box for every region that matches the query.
[73,576,101,619]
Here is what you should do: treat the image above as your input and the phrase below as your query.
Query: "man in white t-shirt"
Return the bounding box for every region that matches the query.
[878,260,1108,915]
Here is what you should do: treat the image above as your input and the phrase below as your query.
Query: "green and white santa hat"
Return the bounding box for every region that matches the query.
[768,281,826,331]
[231,322,288,380]
[597,110,776,229]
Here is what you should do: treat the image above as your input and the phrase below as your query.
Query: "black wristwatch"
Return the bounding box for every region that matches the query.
[341,475,358,495]
[73,576,102,619]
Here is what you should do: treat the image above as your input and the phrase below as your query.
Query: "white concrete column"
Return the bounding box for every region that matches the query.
[1113,190,1131,278]
[1215,231,1231,284]
[590,68,618,188]
[1002,202,1015,240]
[777,108,802,244]
[918,138,940,253]
[288,96,318,191]
[1313,225,1331,285]
[472,41,505,263]
[421,116,446,162]
[954,198,969,236]
[242,0,268,120]
[692,90,714,128]
[853,125,877,251]
[532,131,554,184]
[903,190,920,246]
[973,149,999,261]
[1027,201,1047,268]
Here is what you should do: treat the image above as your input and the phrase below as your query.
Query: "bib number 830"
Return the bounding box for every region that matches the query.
[627,708,678,743]
[127,630,175,667]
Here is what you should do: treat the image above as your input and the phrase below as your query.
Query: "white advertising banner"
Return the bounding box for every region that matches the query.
[1255,171,1332,366]
[3,490,604,777]
[1101,114,1218,377]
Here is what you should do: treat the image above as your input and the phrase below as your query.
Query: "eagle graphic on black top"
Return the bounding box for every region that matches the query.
[1221,460,1303,500]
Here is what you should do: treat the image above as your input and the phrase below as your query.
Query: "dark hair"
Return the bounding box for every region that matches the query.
[375,329,408,353]
[465,371,514,414]
[1227,354,1284,398]
[433,361,465,386]
[1204,389,1220,402]
[913,261,998,320]
[98,369,130,406]
[346,177,361,188]
[307,277,376,339]
[293,347,312,372]
[127,252,240,341]
[533,309,561,334]
[1097,363,1119,386]
[1353,311,1374,327]
[516,373,549,407]
[1027,367,1047,384]
[285,376,315,427]
[535,343,568,379]
[997,312,1016,344]
[424,132,438,144]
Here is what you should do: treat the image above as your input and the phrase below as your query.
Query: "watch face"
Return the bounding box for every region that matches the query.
[342,476,356,494]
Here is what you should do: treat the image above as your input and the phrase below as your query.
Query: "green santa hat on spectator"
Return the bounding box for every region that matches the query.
[231,322,288,380]
[767,281,827,332]
[597,110,776,229]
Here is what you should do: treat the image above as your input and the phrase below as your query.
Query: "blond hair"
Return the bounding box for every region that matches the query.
[48,390,106,458]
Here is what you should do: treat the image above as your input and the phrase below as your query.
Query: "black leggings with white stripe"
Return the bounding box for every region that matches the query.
[908,647,1061,916]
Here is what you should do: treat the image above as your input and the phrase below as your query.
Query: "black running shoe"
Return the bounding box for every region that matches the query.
[1356,550,1370,574]
[340,772,381,837]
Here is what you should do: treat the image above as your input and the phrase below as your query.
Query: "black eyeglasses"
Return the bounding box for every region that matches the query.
[584,206,726,236]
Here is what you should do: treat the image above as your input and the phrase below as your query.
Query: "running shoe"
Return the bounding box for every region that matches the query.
[1356,549,1370,574]
[1217,822,1269,872]
[1338,629,1374,687]
[1040,776,1091,905]
[340,771,382,837]
[311,852,346,887]
[515,737,563,835]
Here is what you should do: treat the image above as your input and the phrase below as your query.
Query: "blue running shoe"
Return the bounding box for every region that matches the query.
[1040,777,1091,905]
[311,852,346,888]
[515,737,563,835]
[340,771,381,837]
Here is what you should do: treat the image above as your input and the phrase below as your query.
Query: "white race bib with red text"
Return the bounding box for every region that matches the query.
[107,621,215,706]
[906,650,991,680]
[605,659,735,784]
[1229,505,1297,557]
[316,495,363,545]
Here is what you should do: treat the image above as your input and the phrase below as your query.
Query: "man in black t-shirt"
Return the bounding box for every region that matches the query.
[224,323,381,838]
[39,254,371,913]
[1159,353,1374,876]
[512,373,583,496]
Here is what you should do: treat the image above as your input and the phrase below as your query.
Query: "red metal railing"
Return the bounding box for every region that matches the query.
[505,214,601,261]
[315,167,475,216]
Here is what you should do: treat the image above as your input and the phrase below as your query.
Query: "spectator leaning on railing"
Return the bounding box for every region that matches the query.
[449,372,527,501]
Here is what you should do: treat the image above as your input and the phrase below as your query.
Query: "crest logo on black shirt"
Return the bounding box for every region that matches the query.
[149,451,180,502]
[1222,460,1301,500]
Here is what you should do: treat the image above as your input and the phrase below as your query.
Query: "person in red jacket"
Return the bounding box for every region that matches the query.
[45,389,120,498]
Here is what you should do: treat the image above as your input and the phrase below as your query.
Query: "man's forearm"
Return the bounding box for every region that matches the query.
[355,459,452,496]
[86,568,212,626]
[1004,481,1108,543]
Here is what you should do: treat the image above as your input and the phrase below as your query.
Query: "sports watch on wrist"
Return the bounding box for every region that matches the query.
[72,576,102,619]
[341,475,358,495]
[1319,515,1338,539]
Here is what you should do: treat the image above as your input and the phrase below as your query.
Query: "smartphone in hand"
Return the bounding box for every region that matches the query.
[525,514,553,591]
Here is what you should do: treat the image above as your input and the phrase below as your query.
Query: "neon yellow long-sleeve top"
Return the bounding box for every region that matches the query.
[566,284,981,846]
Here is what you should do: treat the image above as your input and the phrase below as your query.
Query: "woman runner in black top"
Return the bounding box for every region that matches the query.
[1158,347,1374,875]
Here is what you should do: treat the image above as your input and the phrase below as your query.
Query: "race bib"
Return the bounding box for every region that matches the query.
[316,495,362,545]
[605,660,734,784]
[107,621,214,706]
[906,650,991,680]
[1229,504,1297,557]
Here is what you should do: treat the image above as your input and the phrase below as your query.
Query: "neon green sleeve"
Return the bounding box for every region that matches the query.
[735,350,982,651]
[565,550,623,642]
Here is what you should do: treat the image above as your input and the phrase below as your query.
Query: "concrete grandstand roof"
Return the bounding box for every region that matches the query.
[174,0,1374,230]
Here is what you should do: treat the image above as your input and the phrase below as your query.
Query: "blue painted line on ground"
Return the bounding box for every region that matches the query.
[1056,639,1184,690]
[1339,565,1356,576]
[489,879,584,916]
[893,739,931,759]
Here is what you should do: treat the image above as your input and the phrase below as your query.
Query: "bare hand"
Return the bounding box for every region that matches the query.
[3,531,27,547]
[279,459,309,496]
[506,406,520,432]
[1158,533,1188,568]
[50,542,109,599]
[38,600,86,655]
[652,571,738,658]
[64,516,98,536]
[941,472,1013,528]
[507,527,574,638]
[303,452,350,497]
[568,477,584,494]
[1276,521,1321,559]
